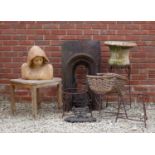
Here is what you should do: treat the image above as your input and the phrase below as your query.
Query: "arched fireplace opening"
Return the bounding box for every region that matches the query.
[65,54,97,89]
[74,62,89,90]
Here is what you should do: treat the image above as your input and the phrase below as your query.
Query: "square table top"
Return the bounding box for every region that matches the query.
[10,78,62,86]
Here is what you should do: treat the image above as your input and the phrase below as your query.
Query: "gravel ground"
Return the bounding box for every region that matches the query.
[0,100,155,133]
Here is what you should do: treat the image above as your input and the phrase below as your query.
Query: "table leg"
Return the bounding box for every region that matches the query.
[31,87,37,118]
[10,85,16,115]
[37,88,41,109]
[57,82,63,109]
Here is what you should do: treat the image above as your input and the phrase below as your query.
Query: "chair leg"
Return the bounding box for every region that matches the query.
[95,94,102,117]
[121,95,128,119]
[115,95,128,122]
[142,95,147,128]
[137,94,148,128]
[105,96,109,107]
[115,96,121,122]
[87,92,93,117]
[98,95,102,116]
[89,96,93,117]
[142,102,147,128]
[128,80,132,108]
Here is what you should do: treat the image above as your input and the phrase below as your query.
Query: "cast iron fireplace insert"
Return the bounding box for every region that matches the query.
[62,40,101,110]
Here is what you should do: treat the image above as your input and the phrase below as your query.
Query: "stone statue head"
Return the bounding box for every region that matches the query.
[27,45,49,68]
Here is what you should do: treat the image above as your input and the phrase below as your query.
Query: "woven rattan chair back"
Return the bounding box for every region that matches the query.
[87,73,128,95]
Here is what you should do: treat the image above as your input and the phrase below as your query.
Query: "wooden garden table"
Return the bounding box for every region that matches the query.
[10,78,62,118]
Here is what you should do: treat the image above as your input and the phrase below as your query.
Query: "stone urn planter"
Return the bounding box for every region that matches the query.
[104,41,137,66]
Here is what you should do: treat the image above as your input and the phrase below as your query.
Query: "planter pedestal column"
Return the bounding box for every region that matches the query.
[104,41,137,107]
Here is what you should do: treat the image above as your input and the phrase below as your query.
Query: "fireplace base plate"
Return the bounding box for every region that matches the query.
[64,116,96,123]
[64,106,96,123]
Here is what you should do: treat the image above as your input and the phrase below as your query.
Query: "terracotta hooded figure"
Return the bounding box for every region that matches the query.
[21,45,53,80]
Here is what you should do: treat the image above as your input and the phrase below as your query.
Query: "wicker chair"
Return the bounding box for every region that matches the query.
[86,73,128,122]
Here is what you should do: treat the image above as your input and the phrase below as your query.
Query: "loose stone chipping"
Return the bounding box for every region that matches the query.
[0,101,155,132]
